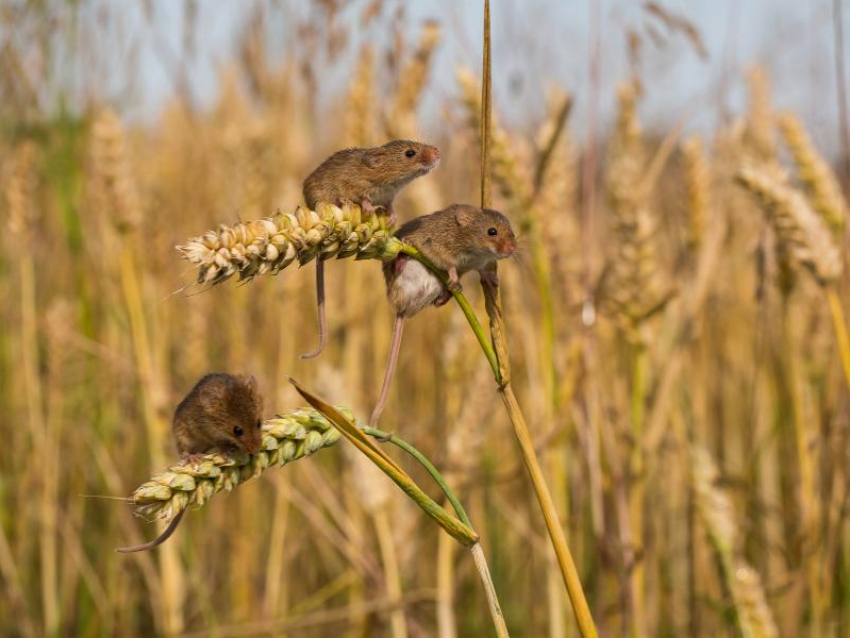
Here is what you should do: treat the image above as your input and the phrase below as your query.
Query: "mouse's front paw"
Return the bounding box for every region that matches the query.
[435,287,453,306]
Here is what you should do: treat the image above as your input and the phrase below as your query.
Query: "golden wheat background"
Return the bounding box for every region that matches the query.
[2,1,850,636]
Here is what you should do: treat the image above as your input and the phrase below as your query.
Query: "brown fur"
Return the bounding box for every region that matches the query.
[302,139,440,211]
[370,205,516,426]
[383,204,517,316]
[172,373,264,456]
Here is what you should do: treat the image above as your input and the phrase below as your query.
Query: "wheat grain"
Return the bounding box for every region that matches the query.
[177,203,402,286]
[778,112,847,235]
[737,162,842,285]
[130,408,345,525]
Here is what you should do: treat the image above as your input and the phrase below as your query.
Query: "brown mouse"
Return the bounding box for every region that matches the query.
[370,204,517,426]
[116,373,264,553]
[300,140,441,359]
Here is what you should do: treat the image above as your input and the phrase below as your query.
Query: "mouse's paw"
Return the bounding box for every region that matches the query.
[359,198,376,216]
[435,287,453,306]
[180,453,206,467]
[446,267,462,291]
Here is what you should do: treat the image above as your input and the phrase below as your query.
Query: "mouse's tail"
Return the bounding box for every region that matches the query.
[115,509,185,554]
[370,315,405,427]
[300,260,328,359]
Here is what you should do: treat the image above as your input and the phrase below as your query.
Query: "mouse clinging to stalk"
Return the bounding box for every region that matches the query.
[370,204,517,427]
[300,139,441,359]
[116,373,265,553]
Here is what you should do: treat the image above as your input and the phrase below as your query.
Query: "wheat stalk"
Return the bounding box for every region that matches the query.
[177,203,402,286]
[682,135,710,251]
[690,444,778,638]
[129,408,344,525]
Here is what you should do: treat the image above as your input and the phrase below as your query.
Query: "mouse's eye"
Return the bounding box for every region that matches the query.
[256,419,262,429]
[405,149,416,158]
[487,227,498,236]
[233,425,244,437]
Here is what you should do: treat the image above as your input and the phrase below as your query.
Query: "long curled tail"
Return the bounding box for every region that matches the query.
[116,509,185,553]
[301,260,328,359]
[370,315,405,427]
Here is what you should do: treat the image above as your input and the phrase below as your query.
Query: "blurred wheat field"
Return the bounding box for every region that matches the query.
[2,1,850,636]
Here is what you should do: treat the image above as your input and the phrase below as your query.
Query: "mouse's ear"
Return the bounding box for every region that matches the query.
[362,151,381,169]
[454,205,479,227]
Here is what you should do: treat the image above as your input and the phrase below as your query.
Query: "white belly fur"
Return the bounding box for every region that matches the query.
[391,259,445,317]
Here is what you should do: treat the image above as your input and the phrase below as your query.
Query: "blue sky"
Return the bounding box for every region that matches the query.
[74,0,848,155]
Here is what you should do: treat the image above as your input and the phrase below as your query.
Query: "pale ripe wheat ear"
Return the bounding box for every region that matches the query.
[388,20,441,137]
[744,66,776,161]
[91,108,142,232]
[6,140,38,241]
[346,44,376,147]
[778,112,847,236]
[736,162,842,286]
[177,203,402,286]
[127,409,343,527]
[605,80,666,332]
[737,161,850,390]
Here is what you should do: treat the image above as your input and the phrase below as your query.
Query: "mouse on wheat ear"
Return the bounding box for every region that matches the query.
[370,204,517,428]
[300,140,441,360]
[116,373,265,553]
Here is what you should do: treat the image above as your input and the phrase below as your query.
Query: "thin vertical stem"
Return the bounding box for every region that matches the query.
[477,2,597,636]
[827,288,850,389]
[833,0,850,189]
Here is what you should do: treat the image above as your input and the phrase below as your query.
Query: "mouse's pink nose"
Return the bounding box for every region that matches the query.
[424,146,441,164]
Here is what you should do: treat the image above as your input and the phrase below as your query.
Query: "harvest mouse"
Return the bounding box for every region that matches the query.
[370,204,517,426]
[116,373,264,553]
[300,139,441,359]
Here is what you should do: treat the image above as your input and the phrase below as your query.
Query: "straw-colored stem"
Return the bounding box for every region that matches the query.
[375,508,409,638]
[780,299,822,634]
[436,532,457,638]
[827,288,850,389]
[20,255,55,636]
[500,386,596,637]
[628,342,648,638]
[119,247,184,634]
[477,1,596,635]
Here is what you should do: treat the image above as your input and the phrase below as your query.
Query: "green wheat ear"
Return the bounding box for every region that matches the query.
[130,407,348,524]
[177,202,403,286]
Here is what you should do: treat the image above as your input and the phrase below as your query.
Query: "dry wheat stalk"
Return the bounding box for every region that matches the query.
[778,112,847,235]
[690,444,778,638]
[177,203,402,286]
[737,162,842,286]
[130,408,345,525]
[682,135,710,251]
